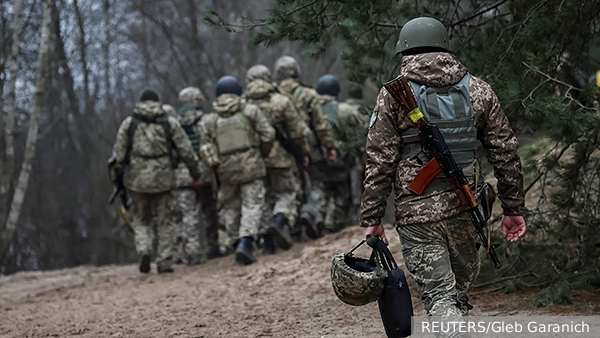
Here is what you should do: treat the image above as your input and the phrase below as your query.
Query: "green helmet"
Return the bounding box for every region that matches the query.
[178,86,206,108]
[330,251,387,306]
[396,17,449,55]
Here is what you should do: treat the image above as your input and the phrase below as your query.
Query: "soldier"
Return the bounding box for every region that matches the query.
[244,64,310,254]
[337,83,370,224]
[112,90,202,274]
[175,87,222,262]
[315,74,354,232]
[199,76,275,265]
[274,56,337,239]
[361,17,526,320]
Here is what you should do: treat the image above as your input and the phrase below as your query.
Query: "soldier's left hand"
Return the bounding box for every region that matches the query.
[191,178,204,188]
[302,156,310,167]
[501,215,526,242]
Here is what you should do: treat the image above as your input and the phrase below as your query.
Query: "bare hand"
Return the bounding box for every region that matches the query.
[327,149,337,162]
[191,178,204,188]
[302,156,310,168]
[501,215,526,242]
[365,224,389,245]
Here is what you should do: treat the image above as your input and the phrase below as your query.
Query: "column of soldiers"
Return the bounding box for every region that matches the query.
[111,56,370,273]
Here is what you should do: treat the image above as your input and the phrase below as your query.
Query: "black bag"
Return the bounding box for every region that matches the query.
[367,236,413,338]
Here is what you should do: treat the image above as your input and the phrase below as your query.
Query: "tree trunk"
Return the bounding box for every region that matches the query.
[103,0,111,111]
[0,0,54,259]
[72,0,90,114]
[0,0,23,234]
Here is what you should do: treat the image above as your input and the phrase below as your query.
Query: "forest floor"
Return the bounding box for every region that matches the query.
[1,225,599,338]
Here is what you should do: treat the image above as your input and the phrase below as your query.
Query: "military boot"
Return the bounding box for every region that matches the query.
[157,266,174,274]
[262,234,276,255]
[235,237,257,265]
[139,250,151,273]
[299,211,320,239]
[187,254,207,266]
[267,213,293,250]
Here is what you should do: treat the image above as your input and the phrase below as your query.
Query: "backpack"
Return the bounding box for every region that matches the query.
[124,113,178,168]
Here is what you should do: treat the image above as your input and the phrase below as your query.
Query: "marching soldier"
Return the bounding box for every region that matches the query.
[361,18,526,321]
[244,64,310,254]
[199,76,275,265]
[112,90,202,274]
[175,87,222,262]
[274,56,337,239]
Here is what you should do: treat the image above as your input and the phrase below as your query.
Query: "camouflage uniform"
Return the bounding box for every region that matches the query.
[244,67,310,237]
[275,56,335,232]
[317,94,353,231]
[199,94,275,242]
[174,87,222,262]
[360,52,524,316]
[338,97,370,223]
[113,100,201,270]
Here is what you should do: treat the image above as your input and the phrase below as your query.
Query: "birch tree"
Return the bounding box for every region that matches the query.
[0,0,54,259]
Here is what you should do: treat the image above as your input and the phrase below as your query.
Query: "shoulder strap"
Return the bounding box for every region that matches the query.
[124,115,141,164]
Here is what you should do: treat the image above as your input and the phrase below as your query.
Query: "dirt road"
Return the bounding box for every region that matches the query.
[1,225,599,338]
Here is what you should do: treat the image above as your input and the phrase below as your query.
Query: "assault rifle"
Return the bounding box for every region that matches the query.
[107,154,132,211]
[384,75,502,269]
[107,153,133,232]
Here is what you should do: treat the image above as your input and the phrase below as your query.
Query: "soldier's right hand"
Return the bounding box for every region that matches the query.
[365,224,389,245]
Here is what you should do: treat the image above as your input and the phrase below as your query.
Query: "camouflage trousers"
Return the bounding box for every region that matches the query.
[174,188,208,263]
[130,190,179,269]
[195,184,221,256]
[218,178,265,241]
[301,162,351,231]
[397,213,480,319]
[259,168,298,234]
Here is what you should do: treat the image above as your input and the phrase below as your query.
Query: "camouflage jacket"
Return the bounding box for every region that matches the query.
[360,52,524,227]
[199,94,275,185]
[113,101,201,193]
[278,78,335,162]
[175,106,212,187]
[245,79,310,168]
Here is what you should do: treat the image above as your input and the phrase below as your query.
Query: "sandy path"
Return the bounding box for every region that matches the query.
[1,226,598,338]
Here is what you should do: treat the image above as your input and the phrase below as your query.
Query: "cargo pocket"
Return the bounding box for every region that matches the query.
[401,245,423,274]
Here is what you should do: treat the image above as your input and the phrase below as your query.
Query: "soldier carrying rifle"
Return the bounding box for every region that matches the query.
[360,17,526,321]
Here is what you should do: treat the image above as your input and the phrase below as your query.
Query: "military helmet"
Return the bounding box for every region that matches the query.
[246,64,272,84]
[396,17,449,55]
[316,74,341,97]
[162,104,176,117]
[274,55,301,83]
[330,251,387,306]
[178,86,206,108]
[215,76,243,97]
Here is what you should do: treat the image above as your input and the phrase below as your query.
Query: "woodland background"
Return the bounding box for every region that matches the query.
[0,0,599,307]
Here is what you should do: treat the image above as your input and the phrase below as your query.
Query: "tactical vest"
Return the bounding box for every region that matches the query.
[177,107,202,154]
[216,112,253,156]
[125,113,178,168]
[183,123,201,154]
[401,74,478,166]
